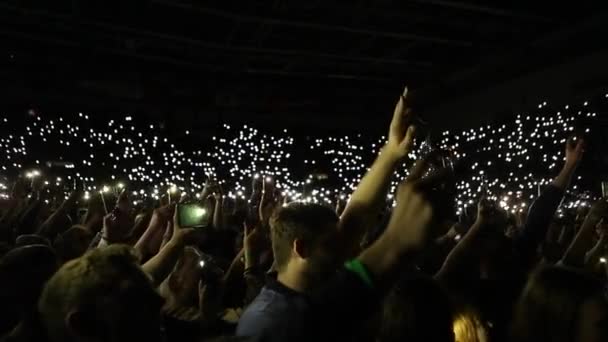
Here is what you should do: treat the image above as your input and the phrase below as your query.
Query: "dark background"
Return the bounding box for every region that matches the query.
[2,0,608,134]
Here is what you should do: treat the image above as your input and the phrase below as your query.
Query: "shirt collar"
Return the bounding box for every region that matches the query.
[266,274,306,298]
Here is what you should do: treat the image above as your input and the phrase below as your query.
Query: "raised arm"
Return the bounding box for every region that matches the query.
[95,190,134,248]
[212,191,224,230]
[553,137,583,190]
[515,137,584,265]
[435,197,497,283]
[37,191,80,239]
[338,87,416,257]
[142,207,197,287]
[133,204,174,259]
[14,197,43,236]
[584,223,608,270]
[561,201,607,267]
[307,165,454,340]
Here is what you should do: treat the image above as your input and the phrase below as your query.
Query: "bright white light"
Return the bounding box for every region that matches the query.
[193,207,207,218]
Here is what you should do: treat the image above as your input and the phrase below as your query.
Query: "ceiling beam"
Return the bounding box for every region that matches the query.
[0,4,433,69]
[150,0,473,47]
[408,0,551,21]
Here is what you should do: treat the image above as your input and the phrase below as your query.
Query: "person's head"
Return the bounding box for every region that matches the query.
[38,245,164,342]
[0,244,59,332]
[378,275,454,342]
[510,266,608,342]
[270,202,339,287]
[15,234,51,247]
[452,308,488,342]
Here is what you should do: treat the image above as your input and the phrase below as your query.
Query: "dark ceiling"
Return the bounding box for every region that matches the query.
[2,0,608,132]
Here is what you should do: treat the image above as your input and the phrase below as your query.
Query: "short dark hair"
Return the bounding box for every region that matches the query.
[270,203,338,272]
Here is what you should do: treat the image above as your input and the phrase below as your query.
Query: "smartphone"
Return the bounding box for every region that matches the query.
[177,203,212,228]
[198,253,224,282]
[480,174,489,197]
[602,181,608,198]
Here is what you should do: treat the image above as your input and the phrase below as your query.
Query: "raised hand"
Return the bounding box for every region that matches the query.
[251,174,263,197]
[102,210,131,243]
[102,189,135,243]
[134,203,175,257]
[211,182,224,202]
[385,86,417,160]
[385,166,453,251]
[258,182,278,229]
[200,178,216,200]
[170,204,200,246]
[114,188,128,212]
[476,195,495,222]
[565,136,585,167]
[243,222,265,269]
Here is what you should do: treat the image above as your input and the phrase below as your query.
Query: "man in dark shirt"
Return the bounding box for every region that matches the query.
[237,159,453,341]
[237,87,428,341]
[236,203,340,339]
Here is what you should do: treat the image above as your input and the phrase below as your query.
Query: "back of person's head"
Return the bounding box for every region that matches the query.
[510,266,608,342]
[270,202,339,273]
[0,241,11,258]
[38,244,164,342]
[0,244,58,334]
[378,274,455,342]
[452,308,488,342]
[15,234,51,247]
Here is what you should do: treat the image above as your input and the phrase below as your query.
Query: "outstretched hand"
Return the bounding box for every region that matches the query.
[102,189,134,243]
[475,195,504,227]
[258,179,279,228]
[385,86,417,160]
[565,136,584,167]
[170,204,201,246]
[385,165,453,251]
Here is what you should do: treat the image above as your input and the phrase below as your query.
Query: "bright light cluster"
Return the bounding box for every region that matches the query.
[0,94,604,217]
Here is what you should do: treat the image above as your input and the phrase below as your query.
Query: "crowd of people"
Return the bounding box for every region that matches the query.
[0,87,607,342]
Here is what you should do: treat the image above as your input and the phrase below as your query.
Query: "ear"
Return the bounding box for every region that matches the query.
[293,238,308,259]
[66,309,103,341]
